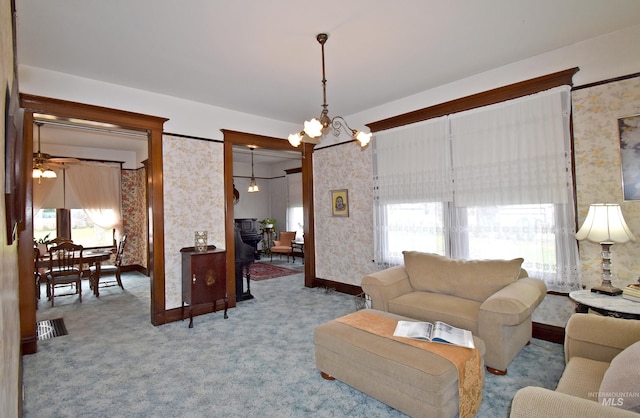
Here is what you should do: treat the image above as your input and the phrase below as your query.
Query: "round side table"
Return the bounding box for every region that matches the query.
[569,289,640,320]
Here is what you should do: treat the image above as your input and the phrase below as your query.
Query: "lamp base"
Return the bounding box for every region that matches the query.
[591,284,622,296]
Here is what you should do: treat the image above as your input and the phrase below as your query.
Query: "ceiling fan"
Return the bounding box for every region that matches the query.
[33,121,80,178]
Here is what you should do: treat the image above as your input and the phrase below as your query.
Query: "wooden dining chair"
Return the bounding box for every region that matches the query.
[34,247,42,305]
[46,242,84,306]
[90,235,126,297]
[46,237,73,253]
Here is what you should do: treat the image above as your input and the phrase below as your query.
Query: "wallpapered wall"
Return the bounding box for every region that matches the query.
[0,0,20,415]
[313,143,376,285]
[121,168,147,268]
[573,76,640,290]
[163,135,225,309]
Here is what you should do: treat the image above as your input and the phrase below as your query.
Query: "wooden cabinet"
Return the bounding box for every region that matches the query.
[181,246,228,328]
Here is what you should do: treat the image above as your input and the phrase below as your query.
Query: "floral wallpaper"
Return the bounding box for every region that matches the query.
[573,76,640,289]
[314,144,376,285]
[162,135,225,309]
[121,168,147,268]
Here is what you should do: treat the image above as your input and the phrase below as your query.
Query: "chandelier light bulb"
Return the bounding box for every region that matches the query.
[288,133,303,147]
[356,131,372,147]
[304,118,324,138]
[248,178,259,193]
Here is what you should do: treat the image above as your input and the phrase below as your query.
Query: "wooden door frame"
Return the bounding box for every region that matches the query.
[222,129,316,303]
[19,94,168,354]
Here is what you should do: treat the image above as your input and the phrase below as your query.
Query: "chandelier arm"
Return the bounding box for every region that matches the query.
[331,116,356,138]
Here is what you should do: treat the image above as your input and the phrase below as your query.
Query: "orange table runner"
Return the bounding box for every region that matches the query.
[335,310,482,418]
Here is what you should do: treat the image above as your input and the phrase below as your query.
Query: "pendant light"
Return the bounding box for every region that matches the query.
[247,146,259,193]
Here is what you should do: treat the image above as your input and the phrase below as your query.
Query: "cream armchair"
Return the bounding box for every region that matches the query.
[510,314,640,417]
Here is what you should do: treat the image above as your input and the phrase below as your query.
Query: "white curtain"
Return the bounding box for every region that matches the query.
[373,86,580,292]
[450,86,572,206]
[32,169,63,212]
[373,117,451,266]
[286,171,304,239]
[65,163,124,240]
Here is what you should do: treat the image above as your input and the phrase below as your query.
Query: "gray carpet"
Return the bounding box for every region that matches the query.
[24,264,564,417]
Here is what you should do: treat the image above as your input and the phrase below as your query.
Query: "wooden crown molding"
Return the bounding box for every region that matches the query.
[366,67,579,133]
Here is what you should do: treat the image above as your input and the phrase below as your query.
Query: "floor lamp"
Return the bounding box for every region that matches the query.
[576,203,636,296]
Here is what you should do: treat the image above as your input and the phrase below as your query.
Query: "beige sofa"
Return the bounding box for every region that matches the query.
[361,251,546,374]
[511,314,640,417]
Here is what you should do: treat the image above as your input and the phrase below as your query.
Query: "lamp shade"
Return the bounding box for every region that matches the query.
[576,203,636,243]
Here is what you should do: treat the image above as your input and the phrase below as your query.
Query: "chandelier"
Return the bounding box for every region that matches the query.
[288,33,372,148]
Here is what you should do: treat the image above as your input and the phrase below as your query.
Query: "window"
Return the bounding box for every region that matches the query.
[34,208,114,249]
[33,208,57,243]
[374,86,580,292]
[70,209,114,248]
[33,161,124,248]
[286,170,303,240]
[287,206,304,240]
[380,202,561,272]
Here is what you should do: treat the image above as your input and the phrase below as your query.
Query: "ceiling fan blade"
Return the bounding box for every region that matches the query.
[43,162,66,169]
[48,157,81,164]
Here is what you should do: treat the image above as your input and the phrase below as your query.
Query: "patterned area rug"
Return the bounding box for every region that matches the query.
[248,262,299,281]
[36,318,68,340]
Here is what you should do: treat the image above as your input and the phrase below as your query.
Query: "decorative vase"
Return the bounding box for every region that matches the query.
[195,231,207,252]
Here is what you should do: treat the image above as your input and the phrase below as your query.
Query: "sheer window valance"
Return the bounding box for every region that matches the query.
[374,116,452,204]
[33,161,124,239]
[450,87,572,206]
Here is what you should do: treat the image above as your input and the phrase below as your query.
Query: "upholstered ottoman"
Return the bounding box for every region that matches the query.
[314,309,485,418]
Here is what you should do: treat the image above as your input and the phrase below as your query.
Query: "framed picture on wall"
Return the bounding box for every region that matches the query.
[619,114,640,201]
[331,189,349,217]
[4,78,23,244]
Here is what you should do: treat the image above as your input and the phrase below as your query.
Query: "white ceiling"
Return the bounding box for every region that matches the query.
[15,1,640,163]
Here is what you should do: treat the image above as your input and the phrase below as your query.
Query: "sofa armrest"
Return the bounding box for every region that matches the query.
[480,277,547,326]
[564,313,640,363]
[360,266,413,312]
[510,386,640,418]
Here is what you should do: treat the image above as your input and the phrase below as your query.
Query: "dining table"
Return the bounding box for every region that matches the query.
[37,248,113,276]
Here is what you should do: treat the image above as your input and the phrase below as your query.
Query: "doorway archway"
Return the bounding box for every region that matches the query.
[222,130,316,294]
[19,94,167,354]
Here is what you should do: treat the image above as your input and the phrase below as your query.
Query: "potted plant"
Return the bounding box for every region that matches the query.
[259,218,277,231]
[34,233,51,256]
[259,218,277,256]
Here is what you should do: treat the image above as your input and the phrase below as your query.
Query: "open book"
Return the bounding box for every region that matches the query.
[393,320,475,349]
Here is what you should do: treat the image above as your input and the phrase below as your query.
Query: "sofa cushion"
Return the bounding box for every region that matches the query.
[402,251,524,302]
[388,291,481,334]
[598,340,640,412]
[556,357,609,400]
